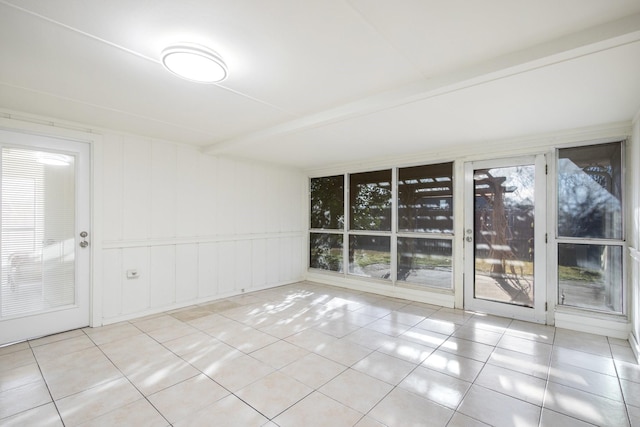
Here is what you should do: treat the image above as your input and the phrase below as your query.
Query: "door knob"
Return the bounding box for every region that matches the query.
[79,231,89,248]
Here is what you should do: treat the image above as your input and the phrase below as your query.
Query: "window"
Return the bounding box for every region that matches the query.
[309,162,454,289]
[556,142,624,313]
[311,175,344,230]
[349,235,391,279]
[397,237,452,288]
[348,170,392,280]
[310,233,343,272]
[397,163,453,288]
[309,175,344,272]
[349,170,392,231]
[398,163,452,233]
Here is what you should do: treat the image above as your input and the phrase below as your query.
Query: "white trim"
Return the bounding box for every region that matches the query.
[453,160,465,309]
[547,150,558,325]
[555,309,631,339]
[90,134,103,327]
[101,278,302,325]
[630,331,640,363]
[630,246,640,362]
[307,272,455,308]
[102,231,305,250]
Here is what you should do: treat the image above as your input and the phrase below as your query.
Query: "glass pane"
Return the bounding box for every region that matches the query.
[558,142,622,239]
[398,238,452,289]
[348,235,391,280]
[350,170,392,231]
[398,162,453,233]
[474,165,535,307]
[309,233,343,272]
[558,244,623,313]
[310,175,344,229]
[1,148,76,318]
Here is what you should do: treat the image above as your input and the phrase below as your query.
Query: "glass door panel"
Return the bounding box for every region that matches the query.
[1,148,76,316]
[0,130,90,345]
[464,155,546,323]
[473,164,535,307]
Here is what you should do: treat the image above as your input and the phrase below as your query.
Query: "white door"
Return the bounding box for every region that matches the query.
[0,129,90,345]
[464,155,547,323]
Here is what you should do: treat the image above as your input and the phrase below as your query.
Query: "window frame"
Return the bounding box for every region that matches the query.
[395,163,454,289]
[309,161,455,290]
[309,174,346,275]
[553,140,627,315]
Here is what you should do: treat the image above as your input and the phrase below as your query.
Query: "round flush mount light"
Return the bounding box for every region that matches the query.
[161,43,228,83]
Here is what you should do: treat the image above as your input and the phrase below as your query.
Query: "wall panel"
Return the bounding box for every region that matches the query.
[149,245,176,308]
[218,241,236,294]
[198,242,218,298]
[99,135,305,324]
[234,162,252,235]
[121,247,150,314]
[197,155,218,236]
[267,170,283,233]
[175,244,198,302]
[176,147,199,238]
[102,248,122,319]
[251,239,267,289]
[250,164,268,234]
[102,134,123,241]
[218,159,237,235]
[151,141,177,239]
[267,238,281,285]
[122,136,151,240]
[235,240,252,291]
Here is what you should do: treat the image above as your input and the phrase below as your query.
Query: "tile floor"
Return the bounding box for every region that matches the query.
[1,281,639,426]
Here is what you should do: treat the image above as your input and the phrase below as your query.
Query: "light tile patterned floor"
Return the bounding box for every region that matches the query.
[1,281,639,426]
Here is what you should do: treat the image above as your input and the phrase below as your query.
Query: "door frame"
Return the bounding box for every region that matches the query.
[463,154,547,323]
[0,117,103,342]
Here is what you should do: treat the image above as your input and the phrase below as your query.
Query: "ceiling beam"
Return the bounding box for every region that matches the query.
[204,12,640,156]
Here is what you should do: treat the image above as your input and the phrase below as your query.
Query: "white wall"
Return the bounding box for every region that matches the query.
[100,133,306,324]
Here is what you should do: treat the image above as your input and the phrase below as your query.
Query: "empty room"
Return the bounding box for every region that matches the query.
[1,1,640,426]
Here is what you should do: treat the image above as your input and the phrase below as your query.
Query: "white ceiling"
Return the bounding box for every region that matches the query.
[1,0,639,170]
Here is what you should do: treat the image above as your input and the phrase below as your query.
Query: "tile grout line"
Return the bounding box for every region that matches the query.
[26,340,67,426]
[88,325,174,427]
[609,336,633,426]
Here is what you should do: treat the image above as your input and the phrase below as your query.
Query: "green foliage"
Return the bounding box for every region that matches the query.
[558,265,602,282]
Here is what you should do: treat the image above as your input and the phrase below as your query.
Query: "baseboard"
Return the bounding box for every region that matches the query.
[306,272,455,308]
[554,309,631,339]
[99,278,302,326]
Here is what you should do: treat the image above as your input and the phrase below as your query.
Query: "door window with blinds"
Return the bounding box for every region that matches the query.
[1,147,76,318]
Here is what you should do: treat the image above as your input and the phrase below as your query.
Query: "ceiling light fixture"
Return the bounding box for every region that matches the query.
[161,43,228,83]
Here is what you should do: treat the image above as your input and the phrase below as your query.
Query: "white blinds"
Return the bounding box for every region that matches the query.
[1,147,76,319]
